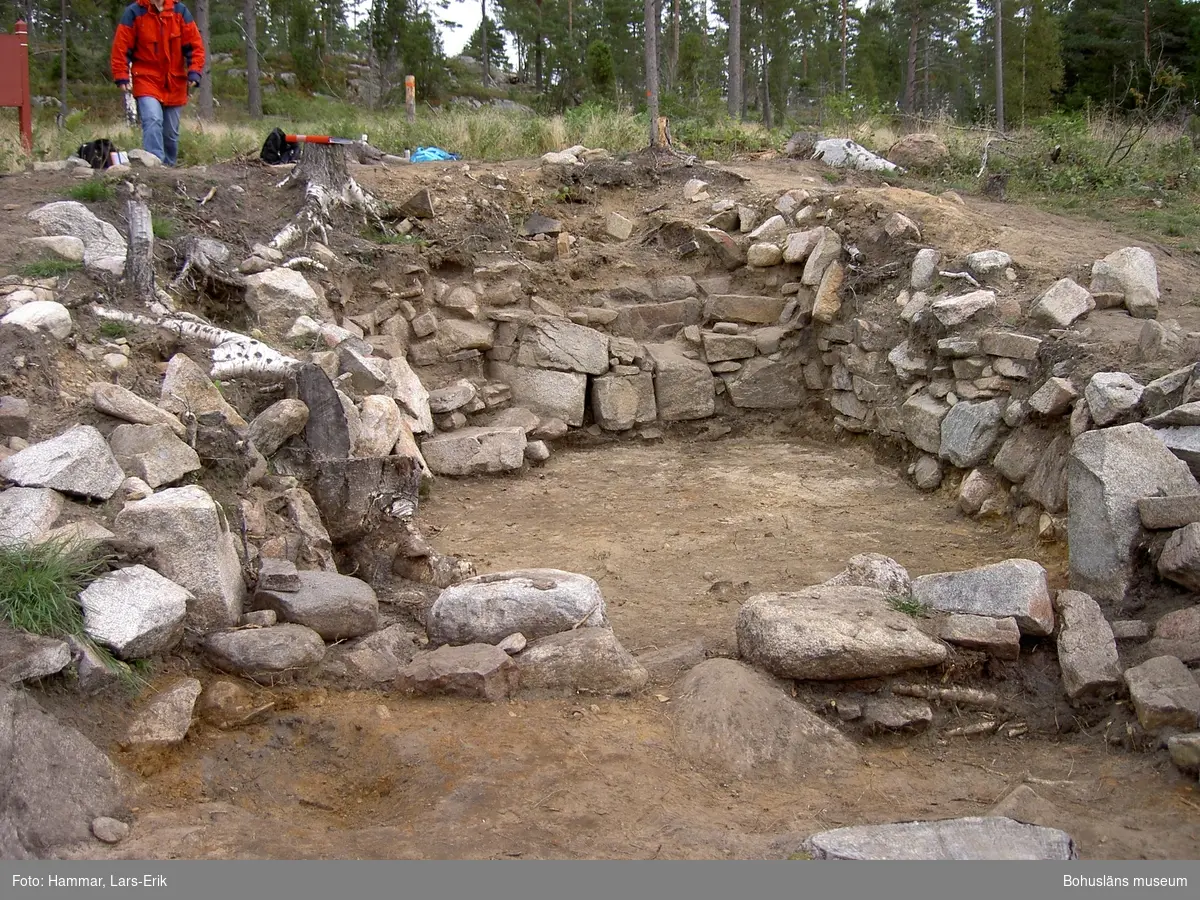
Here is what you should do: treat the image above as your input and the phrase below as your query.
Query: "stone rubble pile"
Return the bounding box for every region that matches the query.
[6,159,1200,860]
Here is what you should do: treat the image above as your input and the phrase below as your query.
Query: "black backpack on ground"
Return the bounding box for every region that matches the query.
[260,128,299,165]
[78,139,116,169]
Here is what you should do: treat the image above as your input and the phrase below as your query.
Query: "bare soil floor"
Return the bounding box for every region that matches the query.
[67,436,1200,860]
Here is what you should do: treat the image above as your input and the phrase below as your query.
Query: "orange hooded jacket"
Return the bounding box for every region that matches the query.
[110,0,205,108]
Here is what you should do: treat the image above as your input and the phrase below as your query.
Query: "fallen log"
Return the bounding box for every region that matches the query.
[90,305,301,381]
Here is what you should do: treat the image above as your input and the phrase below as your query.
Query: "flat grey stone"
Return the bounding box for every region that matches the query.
[0,425,125,500]
[1124,656,1200,732]
[863,697,933,732]
[421,426,527,476]
[802,816,1077,860]
[80,565,189,660]
[515,628,648,696]
[1053,590,1121,705]
[0,624,71,683]
[203,624,326,684]
[911,559,1053,636]
[107,424,201,489]
[428,569,608,646]
[1068,424,1200,604]
[0,487,63,546]
[398,643,519,700]
[937,614,1020,659]
[124,678,202,746]
[254,571,379,641]
[1138,495,1200,530]
[736,586,948,680]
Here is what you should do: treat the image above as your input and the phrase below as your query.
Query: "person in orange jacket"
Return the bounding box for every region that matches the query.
[110,0,205,167]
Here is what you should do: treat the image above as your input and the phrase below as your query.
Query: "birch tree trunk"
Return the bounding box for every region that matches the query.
[727,0,741,119]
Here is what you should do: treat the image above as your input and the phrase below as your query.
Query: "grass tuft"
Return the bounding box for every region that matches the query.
[18,259,81,278]
[64,180,115,203]
[0,538,147,691]
[885,593,927,618]
[98,319,134,340]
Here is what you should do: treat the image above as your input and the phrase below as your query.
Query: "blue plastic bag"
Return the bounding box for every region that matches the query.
[410,146,461,162]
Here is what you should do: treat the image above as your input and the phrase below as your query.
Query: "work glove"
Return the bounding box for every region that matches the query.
[188,72,201,91]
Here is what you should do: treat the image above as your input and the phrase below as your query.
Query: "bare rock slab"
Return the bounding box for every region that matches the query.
[1085,372,1143,426]
[91,382,186,437]
[398,643,519,701]
[115,486,246,634]
[736,586,948,680]
[1068,423,1200,604]
[1091,247,1159,319]
[1124,656,1200,732]
[1053,590,1121,705]
[489,362,587,427]
[515,628,648,696]
[254,571,379,641]
[203,624,326,684]
[1157,522,1200,591]
[0,684,128,856]
[0,487,63,546]
[823,553,912,596]
[911,559,1053,636]
[108,424,201,489]
[0,624,71,683]
[247,399,309,456]
[0,425,125,500]
[863,697,933,733]
[636,639,707,685]
[257,558,301,592]
[80,565,190,660]
[673,658,859,778]
[428,569,608,645]
[802,816,1077,860]
[724,358,806,409]
[1030,278,1094,328]
[421,426,527,476]
[1138,495,1200,530]
[644,344,716,421]
[937,614,1021,660]
[517,318,610,375]
[939,399,1004,468]
[123,678,201,747]
[319,624,418,687]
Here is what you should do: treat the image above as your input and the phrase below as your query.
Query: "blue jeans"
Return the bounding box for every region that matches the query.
[136,96,182,166]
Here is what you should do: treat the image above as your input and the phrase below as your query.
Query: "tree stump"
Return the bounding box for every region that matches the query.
[983,173,1008,202]
[125,200,155,305]
[310,456,422,545]
[270,141,386,251]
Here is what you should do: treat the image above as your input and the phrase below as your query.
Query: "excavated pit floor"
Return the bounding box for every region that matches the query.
[68,435,1200,860]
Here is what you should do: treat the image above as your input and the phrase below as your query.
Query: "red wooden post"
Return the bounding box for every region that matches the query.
[0,21,34,153]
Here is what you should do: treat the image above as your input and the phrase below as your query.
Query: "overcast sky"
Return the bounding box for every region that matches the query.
[439,0,513,66]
